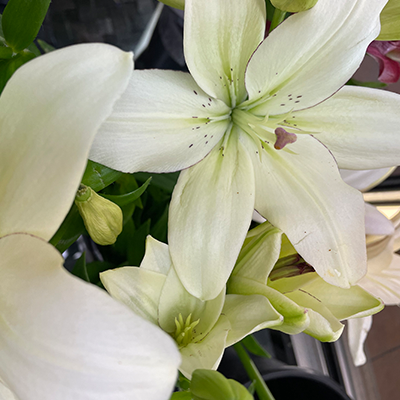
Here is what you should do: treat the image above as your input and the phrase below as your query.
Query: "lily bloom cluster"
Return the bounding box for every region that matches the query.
[1,0,400,398]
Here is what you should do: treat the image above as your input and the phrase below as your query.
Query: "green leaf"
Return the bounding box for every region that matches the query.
[170,393,192,400]
[27,41,41,56]
[0,45,13,59]
[71,252,90,282]
[242,335,271,358]
[85,261,116,285]
[128,219,151,266]
[346,78,387,89]
[37,38,55,53]
[0,14,5,41]
[135,171,179,193]
[100,177,151,207]
[2,0,51,53]
[150,204,169,242]
[0,50,35,93]
[82,160,123,192]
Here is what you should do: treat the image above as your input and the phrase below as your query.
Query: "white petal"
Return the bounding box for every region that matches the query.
[0,233,180,400]
[90,70,230,173]
[140,236,172,275]
[245,0,386,115]
[340,168,395,192]
[0,43,133,240]
[288,86,400,169]
[169,132,255,300]
[247,133,367,288]
[184,0,266,106]
[0,381,17,400]
[158,265,225,343]
[365,203,395,236]
[100,266,166,325]
[222,294,283,346]
[347,316,373,366]
[179,316,231,379]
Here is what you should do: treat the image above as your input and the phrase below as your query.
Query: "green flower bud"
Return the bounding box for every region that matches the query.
[75,185,123,246]
[158,0,184,10]
[271,0,318,12]
[191,370,253,400]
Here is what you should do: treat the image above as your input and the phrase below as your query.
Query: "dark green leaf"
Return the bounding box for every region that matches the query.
[71,252,90,282]
[0,14,5,40]
[135,171,179,193]
[82,160,123,192]
[85,261,116,284]
[37,38,55,53]
[112,217,136,261]
[0,50,35,93]
[242,335,271,358]
[2,0,51,53]
[178,373,191,391]
[0,45,13,59]
[27,41,41,56]
[128,219,151,266]
[150,204,169,242]
[101,177,151,207]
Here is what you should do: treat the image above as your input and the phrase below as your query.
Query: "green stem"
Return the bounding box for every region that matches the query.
[233,343,276,400]
[269,8,286,32]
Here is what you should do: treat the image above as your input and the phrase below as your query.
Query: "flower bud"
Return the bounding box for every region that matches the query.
[271,0,318,12]
[191,370,253,400]
[75,185,123,246]
[158,0,184,10]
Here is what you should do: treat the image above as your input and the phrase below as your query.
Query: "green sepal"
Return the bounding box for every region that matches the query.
[82,160,123,192]
[241,335,271,358]
[2,0,51,53]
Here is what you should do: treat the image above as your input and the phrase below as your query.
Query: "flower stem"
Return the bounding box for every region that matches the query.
[233,343,276,400]
[269,9,286,32]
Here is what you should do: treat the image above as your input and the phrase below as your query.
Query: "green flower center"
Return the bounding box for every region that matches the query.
[172,313,200,348]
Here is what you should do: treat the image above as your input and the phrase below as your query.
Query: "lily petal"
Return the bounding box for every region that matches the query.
[0,43,133,240]
[365,203,395,236]
[222,294,283,346]
[158,265,225,342]
[179,316,231,379]
[245,0,386,115]
[90,70,230,173]
[0,234,180,400]
[246,133,366,288]
[184,0,266,106]
[347,316,373,366]
[100,266,166,325]
[140,236,172,275]
[340,167,395,192]
[289,86,400,169]
[169,132,255,300]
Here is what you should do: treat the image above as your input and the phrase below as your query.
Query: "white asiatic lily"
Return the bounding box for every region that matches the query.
[90,0,400,301]
[0,44,180,400]
[228,222,383,342]
[100,236,283,378]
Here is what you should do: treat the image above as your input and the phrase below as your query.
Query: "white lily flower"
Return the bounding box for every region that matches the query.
[100,236,283,378]
[228,222,383,342]
[90,0,400,301]
[0,44,180,399]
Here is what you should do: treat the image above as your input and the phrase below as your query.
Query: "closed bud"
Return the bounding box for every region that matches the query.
[75,185,123,246]
[158,0,184,10]
[271,0,318,13]
[191,370,253,400]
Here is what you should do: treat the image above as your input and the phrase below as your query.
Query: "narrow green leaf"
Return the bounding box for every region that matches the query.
[0,14,5,40]
[135,171,179,193]
[128,219,151,266]
[81,160,123,192]
[242,335,271,358]
[37,38,55,53]
[3,0,51,53]
[27,41,41,56]
[150,204,169,243]
[71,252,90,282]
[85,261,116,284]
[346,78,387,89]
[100,177,152,207]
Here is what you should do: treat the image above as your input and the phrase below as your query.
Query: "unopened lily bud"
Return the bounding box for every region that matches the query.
[158,0,184,10]
[75,185,123,246]
[271,0,318,12]
[191,370,253,400]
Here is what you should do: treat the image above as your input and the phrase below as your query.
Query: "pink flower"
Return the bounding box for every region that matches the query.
[367,41,400,84]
